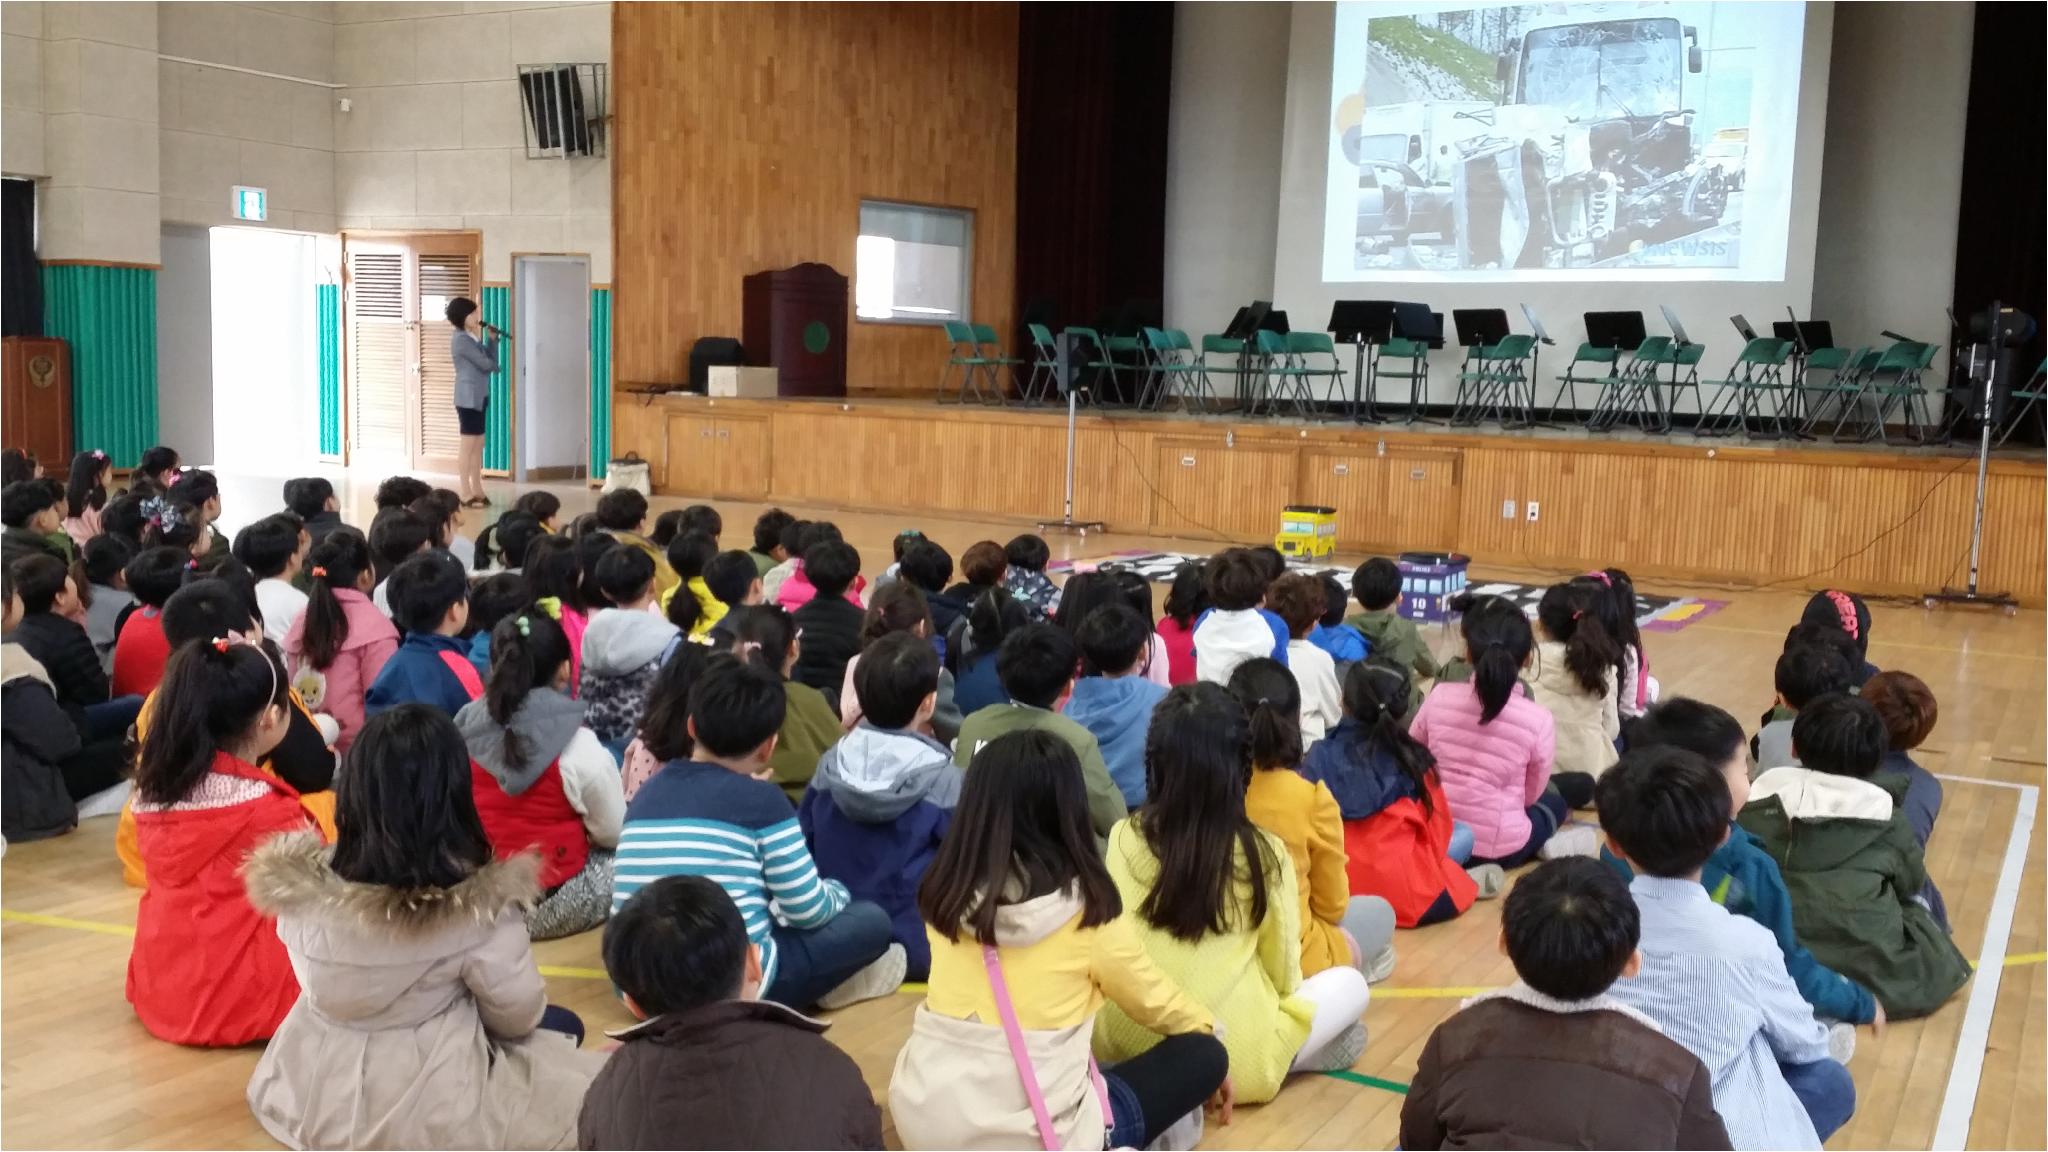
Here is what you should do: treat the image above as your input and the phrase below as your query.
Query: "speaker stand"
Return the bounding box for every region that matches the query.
[1038,388,1106,537]
[1923,343,2018,615]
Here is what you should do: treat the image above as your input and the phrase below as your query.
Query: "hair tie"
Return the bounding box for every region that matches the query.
[90,449,105,461]
[211,636,232,653]
[1826,589,1859,640]
[185,559,198,571]
[1584,570,1612,587]
[310,566,327,578]
[1572,610,1582,621]
[532,596,563,621]
[516,616,531,637]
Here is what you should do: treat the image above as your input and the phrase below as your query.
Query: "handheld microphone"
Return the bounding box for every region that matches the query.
[483,321,510,338]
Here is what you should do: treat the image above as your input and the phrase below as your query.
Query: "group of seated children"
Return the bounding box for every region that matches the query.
[4,445,1983,1151]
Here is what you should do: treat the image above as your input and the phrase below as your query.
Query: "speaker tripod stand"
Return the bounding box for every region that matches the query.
[1923,339,2018,615]
[1038,386,1105,537]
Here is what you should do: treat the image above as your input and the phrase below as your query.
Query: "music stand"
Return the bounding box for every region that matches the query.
[1262,309,1291,335]
[1450,309,1513,425]
[1731,315,1759,342]
[1452,308,1511,349]
[1329,301,1394,423]
[1520,304,1554,346]
[1661,305,1693,347]
[1584,311,1647,352]
[1218,301,1271,412]
[1382,304,1441,424]
[1516,305,1557,428]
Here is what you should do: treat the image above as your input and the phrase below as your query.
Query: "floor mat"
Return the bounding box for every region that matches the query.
[1050,551,1728,631]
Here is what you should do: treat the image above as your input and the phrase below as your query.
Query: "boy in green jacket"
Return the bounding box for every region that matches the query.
[952,622,1126,841]
[1737,693,1971,1020]
[1346,558,1436,711]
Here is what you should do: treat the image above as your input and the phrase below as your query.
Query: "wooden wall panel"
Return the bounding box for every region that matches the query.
[613,3,1017,396]
[621,396,2048,605]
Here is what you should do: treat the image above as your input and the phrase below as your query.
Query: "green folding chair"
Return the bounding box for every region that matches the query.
[1589,336,1670,432]
[1549,343,1620,424]
[1997,359,2045,446]
[1139,327,1202,411]
[1837,341,1935,444]
[938,321,997,404]
[1286,331,1349,416]
[970,323,1024,403]
[1022,323,1060,404]
[1452,334,1537,426]
[1373,335,1433,424]
[1249,329,1309,417]
[1060,326,1119,402]
[1196,333,1248,409]
[1700,338,1796,438]
[1794,345,1868,436]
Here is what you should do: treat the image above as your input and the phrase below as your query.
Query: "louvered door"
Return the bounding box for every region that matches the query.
[344,241,411,464]
[342,232,482,474]
[413,240,481,474]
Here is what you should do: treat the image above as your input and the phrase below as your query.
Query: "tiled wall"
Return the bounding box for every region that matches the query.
[330,0,611,282]
[157,2,338,232]
[16,2,163,264]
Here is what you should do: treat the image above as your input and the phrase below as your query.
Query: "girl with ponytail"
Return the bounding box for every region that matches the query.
[128,635,322,1046]
[1410,594,1585,867]
[453,605,622,940]
[1228,658,1398,979]
[283,528,397,755]
[1302,659,1499,927]
[1594,568,1655,717]
[1800,588,1876,684]
[1529,580,1622,802]
[473,508,543,574]
[712,604,842,804]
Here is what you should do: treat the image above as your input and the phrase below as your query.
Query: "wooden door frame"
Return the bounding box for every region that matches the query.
[339,229,483,476]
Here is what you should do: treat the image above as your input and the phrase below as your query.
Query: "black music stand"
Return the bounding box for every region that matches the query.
[1329,300,1395,423]
[1216,301,1272,412]
[1383,302,1442,423]
[1583,311,1649,431]
[1450,308,1513,425]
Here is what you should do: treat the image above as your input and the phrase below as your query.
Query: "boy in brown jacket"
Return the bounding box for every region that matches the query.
[578,875,884,1151]
[1401,858,1732,1151]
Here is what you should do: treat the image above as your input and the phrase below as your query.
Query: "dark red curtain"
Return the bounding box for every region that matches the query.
[1015,3,1174,352]
[1949,1,2044,411]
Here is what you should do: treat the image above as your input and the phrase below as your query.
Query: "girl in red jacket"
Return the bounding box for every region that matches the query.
[128,635,320,1046]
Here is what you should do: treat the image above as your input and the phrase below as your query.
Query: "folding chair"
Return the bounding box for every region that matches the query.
[970,324,1024,403]
[1061,326,1120,402]
[1837,341,1934,444]
[1022,323,1060,404]
[1997,360,2045,446]
[1589,336,1670,432]
[1373,335,1433,423]
[1286,331,1349,416]
[938,321,997,404]
[1453,334,1537,426]
[1699,338,1796,438]
[1196,333,1248,409]
[1794,345,1868,436]
[1138,327,1202,411]
[1548,343,1620,423]
[1249,329,1312,417]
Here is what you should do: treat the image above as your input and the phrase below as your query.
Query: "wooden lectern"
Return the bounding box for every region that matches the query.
[742,263,847,398]
[2,337,72,471]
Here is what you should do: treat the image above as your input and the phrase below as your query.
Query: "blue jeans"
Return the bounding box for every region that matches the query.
[765,901,893,1011]
[537,1003,585,1046]
[1782,1058,1855,1141]
[1448,821,1474,865]
[83,695,143,744]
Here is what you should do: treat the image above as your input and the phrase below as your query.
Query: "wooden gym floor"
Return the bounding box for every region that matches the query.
[3,481,2042,1150]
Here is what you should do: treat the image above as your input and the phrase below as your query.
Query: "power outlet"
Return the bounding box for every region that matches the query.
[1501,499,1517,520]
[1527,501,1541,523]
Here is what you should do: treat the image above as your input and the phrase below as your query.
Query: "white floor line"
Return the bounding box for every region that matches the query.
[1930,776,2039,1150]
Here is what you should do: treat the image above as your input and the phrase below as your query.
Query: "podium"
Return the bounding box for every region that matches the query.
[2,337,71,470]
[742,263,847,398]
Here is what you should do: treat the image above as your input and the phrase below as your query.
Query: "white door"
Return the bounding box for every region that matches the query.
[210,227,319,476]
[514,255,591,481]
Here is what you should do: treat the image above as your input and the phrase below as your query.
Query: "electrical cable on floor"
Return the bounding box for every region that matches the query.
[1756,452,1976,591]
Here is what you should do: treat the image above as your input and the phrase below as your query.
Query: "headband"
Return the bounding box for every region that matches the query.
[1583,570,1612,587]
[532,596,563,622]
[1825,590,1860,640]
[211,632,280,708]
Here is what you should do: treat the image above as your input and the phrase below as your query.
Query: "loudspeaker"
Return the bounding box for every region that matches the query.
[688,336,745,393]
[1055,332,1090,395]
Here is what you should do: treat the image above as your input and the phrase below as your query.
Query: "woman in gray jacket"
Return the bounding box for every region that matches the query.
[446,297,497,508]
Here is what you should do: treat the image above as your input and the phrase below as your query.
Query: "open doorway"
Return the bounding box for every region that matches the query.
[514,254,592,481]
[209,227,321,475]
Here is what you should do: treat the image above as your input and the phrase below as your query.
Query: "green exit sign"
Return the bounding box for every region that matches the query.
[232,185,267,222]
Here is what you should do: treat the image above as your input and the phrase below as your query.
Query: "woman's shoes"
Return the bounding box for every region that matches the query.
[462,495,490,509]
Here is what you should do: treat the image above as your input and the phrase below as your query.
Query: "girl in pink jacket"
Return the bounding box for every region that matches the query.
[1408,594,1575,868]
[285,529,398,756]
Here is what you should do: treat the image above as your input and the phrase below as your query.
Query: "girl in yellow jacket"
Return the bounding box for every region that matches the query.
[1094,683,1375,1104]
[890,729,1230,1150]
[1228,658,1398,980]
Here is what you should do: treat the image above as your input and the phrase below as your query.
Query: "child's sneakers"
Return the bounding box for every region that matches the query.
[1826,1020,1857,1064]
[1297,1020,1369,1072]
[1466,863,1507,899]
[1540,823,1602,860]
[1363,943,1398,984]
[816,942,907,1010]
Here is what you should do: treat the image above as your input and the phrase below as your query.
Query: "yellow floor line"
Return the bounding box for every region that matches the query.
[2004,951,2046,968]
[536,965,609,980]
[1,909,136,937]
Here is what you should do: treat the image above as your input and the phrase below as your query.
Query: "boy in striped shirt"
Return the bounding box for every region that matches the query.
[613,654,903,1011]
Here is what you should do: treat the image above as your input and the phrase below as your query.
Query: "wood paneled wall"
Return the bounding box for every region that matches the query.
[614,395,2048,605]
[612,3,1017,395]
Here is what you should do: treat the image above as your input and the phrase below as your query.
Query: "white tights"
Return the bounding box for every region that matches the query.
[1288,965,1372,1071]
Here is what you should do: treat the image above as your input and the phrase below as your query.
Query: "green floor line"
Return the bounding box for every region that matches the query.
[1321,1068,1410,1095]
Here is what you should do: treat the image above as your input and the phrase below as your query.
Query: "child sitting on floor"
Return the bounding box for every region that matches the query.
[747,507,794,577]
[952,621,1126,840]
[718,605,844,804]
[109,550,186,702]
[791,540,866,701]
[758,518,810,604]
[81,535,135,674]
[1602,745,1855,1149]
[837,582,963,741]
[898,538,966,640]
[802,631,963,982]
[1801,590,1877,684]
[1860,670,1947,927]
[1063,601,1170,808]
[1268,572,1342,747]
[235,514,310,640]
[1308,573,1368,675]
[1755,640,1855,770]
[614,654,902,1011]
[127,635,321,1046]
[1001,532,1062,619]
[1346,557,1435,706]
[366,507,431,616]
[595,489,679,601]
[890,729,1228,1151]
[1400,858,1731,1152]
[582,875,884,1150]
[619,642,709,803]
[779,522,869,613]
[1095,683,1372,1105]
[1605,697,1881,1052]
[1155,560,1207,686]
[1301,660,1496,928]
[579,547,682,758]
[285,530,397,754]
[703,548,764,614]
[1411,594,1589,866]
[949,586,1026,717]
[1592,568,1658,718]
[1230,658,1397,980]
[662,531,722,638]
[1528,579,1620,805]
[365,551,485,716]
[245,705,601,1150]
[1740,694,1971,1020]
[455,606,623,940]
[1193,548,1287,685]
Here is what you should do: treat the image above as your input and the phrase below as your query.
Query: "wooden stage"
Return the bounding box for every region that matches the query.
[613,394,2048,606]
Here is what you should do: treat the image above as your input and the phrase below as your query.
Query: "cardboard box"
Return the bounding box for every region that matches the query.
[707,365,779,398]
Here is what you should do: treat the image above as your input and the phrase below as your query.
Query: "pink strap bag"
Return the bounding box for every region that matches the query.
[982,944,1115,1151]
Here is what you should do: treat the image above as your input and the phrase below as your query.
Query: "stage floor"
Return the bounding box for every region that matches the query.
[612,393,2048,606]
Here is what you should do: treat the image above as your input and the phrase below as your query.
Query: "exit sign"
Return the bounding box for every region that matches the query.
[232,186,267,222]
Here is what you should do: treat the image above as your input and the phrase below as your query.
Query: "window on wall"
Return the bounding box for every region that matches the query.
[855,201,972,324]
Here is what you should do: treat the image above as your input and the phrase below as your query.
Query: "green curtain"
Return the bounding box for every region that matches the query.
[316,283,341,458]
[482,285,511,471]
[40,264,157,467]
[590,286,612,479]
